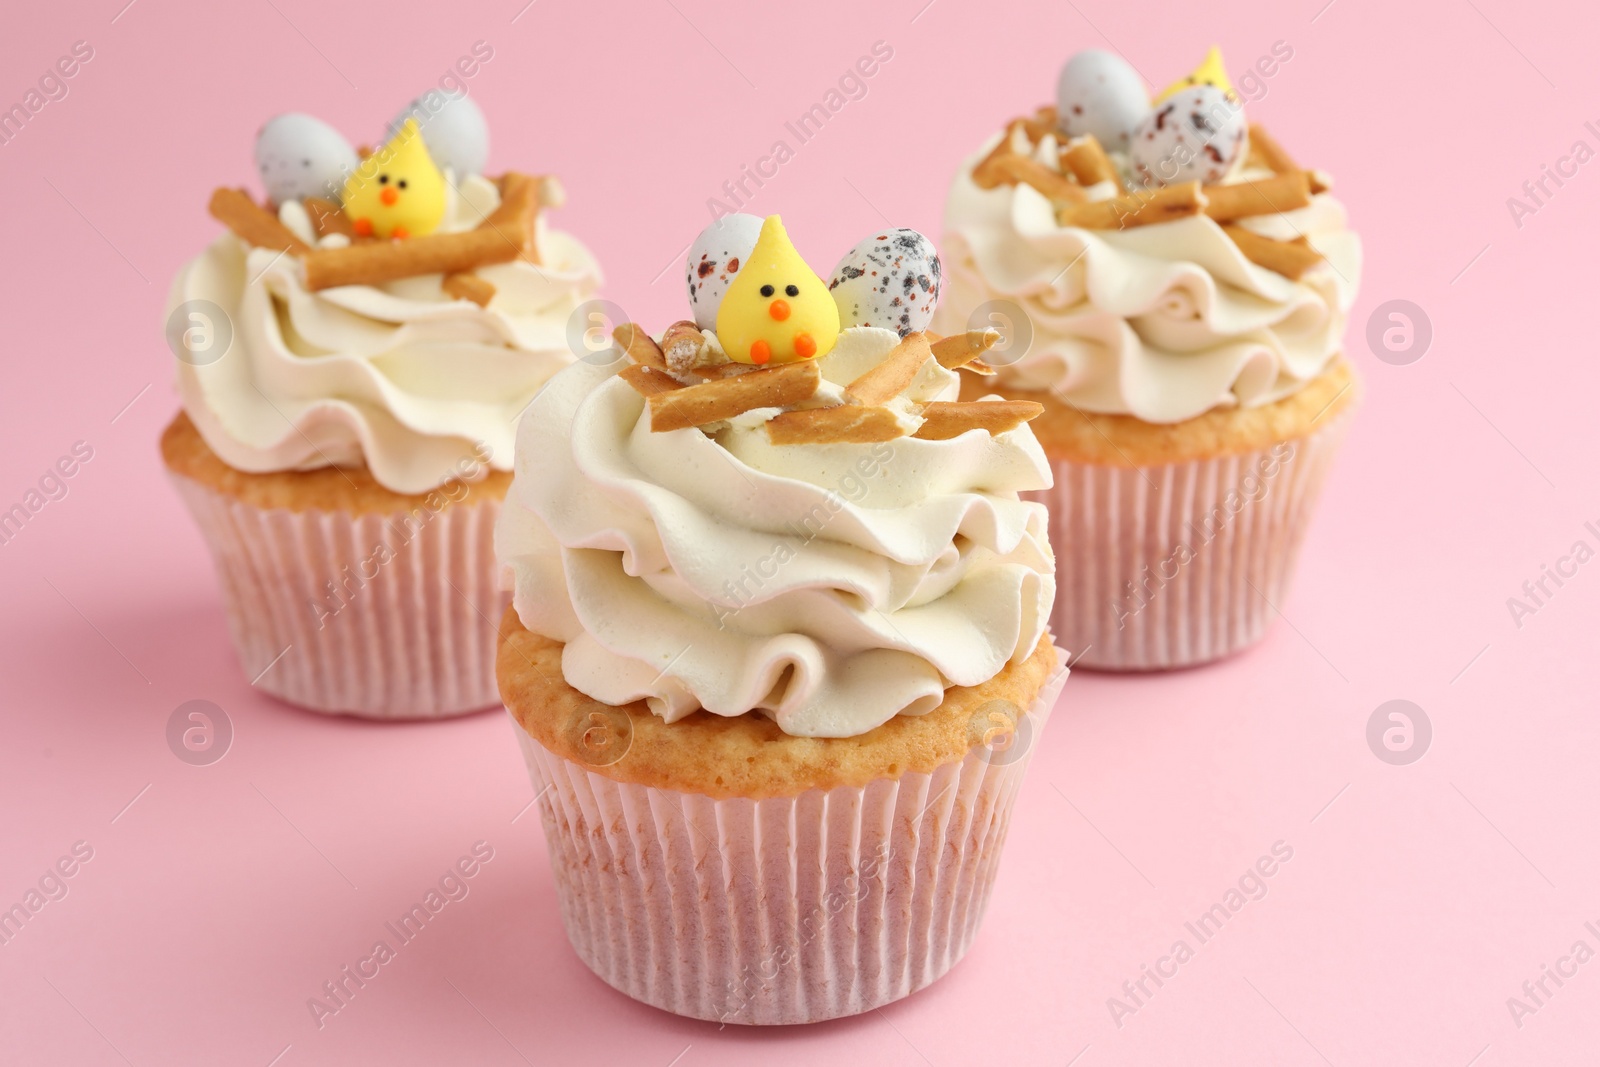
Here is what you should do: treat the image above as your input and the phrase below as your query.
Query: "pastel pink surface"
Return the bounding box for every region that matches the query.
[2,1,1596,1064]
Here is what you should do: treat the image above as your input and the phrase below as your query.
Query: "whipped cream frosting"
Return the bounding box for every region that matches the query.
[170,175,601,494]
[935,128,1361,424]
[496,327,1056,738]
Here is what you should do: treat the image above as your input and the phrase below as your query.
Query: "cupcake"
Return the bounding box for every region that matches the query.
[496,214,1067,1023]
[934,47,1361,670]
[162,99,601,717]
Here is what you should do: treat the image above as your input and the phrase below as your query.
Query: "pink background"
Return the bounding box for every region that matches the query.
[3,0,1597,1062]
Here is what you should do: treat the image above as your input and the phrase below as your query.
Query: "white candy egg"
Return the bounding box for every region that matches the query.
[389,92,490,179]
[685,213,764,330]
[254,113,358,206]
[1056,49,1151,153]
[827,229,942,337]
[1128,85,1248,187]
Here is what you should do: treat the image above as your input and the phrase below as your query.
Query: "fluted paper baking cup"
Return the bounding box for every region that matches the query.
[1031,411,1352,671]
[510,656,1069,1025]
[169,472,506,718]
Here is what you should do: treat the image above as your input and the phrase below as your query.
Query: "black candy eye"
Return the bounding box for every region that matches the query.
[785,284,799,297]
[759,284,775,297]
[378,174,389,184]
[397,179,408,189]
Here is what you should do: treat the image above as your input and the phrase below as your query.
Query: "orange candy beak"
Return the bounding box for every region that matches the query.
[767,299,791,321]
[380,187,399,206]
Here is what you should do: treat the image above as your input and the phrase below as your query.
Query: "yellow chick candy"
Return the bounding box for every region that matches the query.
[340,119,446,240]
[715,216,839,366]
[1153,46,1235,105]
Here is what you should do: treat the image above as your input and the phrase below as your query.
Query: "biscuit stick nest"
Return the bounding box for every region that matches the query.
[970,109,1332,278]
[208,189,311,257]
[647,362,822,433]
[613,325,1041,443]
[207,173,558,291]
[930,328,1000,374]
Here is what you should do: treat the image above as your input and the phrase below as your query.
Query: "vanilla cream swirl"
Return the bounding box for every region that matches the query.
[934,129,1361,424]
[495,327,1056,738]
[169,174,601,493]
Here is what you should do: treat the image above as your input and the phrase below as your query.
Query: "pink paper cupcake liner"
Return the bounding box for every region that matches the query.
[169,473,506,718]
[1030,411,1352,670]
[509,656,1069,1025]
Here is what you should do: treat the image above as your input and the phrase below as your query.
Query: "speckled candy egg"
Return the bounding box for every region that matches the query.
[1129,85,1248,187]
[254,113,359,206]
[1056,50,1151,153]
[685,213,764,330]
[827,229,942,337]
[388,92,490,179]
